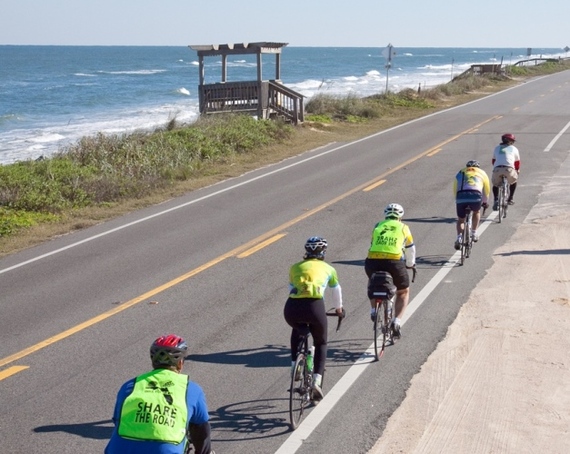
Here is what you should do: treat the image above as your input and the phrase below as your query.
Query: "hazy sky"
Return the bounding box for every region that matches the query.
[1,0,569,48]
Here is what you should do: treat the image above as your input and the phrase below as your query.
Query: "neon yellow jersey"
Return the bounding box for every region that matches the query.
[289,259,340,299]
[367,218,413,260]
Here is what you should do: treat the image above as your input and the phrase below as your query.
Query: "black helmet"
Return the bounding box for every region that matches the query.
[466,160,480,168]
[304,236,328,259]
[150,334,188,368]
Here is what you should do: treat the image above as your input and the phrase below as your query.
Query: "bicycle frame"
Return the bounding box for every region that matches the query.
[372,294,394,360]
[498,175,509,222]
[288,310,341,430]
[460,208,473,265]
[289,330,313,430]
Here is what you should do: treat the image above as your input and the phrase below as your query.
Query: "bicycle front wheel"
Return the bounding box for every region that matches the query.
[289,354,309,430]
[373,300,387,360]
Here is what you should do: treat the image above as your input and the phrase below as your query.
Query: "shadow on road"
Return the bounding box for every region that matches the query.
[188,344,289,368]
[33,419,113,440]
[209,398,291,442]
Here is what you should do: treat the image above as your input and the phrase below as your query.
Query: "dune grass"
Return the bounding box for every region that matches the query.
[1,59,569,256]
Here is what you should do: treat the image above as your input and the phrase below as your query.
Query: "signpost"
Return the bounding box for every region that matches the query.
[382,43,395,93]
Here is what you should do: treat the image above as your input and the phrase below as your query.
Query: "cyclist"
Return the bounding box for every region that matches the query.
[365,204,416,339]
[284,236,344,403]
[105,334,214,454]
[492,133,521,209]
[453,160,490,249]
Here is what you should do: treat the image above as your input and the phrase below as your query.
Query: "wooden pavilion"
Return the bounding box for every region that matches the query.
[188,42,304,124]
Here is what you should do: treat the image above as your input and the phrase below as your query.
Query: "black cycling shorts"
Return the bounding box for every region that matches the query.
[364,258,409,290]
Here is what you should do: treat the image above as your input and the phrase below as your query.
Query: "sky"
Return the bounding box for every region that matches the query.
[1,0,569,49]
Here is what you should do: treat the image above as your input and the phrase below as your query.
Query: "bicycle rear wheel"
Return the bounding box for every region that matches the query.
[498,180,508,221]
[502,181,510,218]
[373,300,388,360]
[289,353,309,430]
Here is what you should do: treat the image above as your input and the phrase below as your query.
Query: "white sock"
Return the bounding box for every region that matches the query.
[312,373,322,386]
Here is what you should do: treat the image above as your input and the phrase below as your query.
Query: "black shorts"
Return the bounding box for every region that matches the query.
[364,258,410,290]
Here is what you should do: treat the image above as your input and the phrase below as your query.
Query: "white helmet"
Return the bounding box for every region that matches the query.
[384,203,404,219]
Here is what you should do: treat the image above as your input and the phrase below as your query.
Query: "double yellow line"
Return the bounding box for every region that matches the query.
[0,116,500,379]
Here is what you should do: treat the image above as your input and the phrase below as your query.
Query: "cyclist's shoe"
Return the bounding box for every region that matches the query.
[508,199,515,205]
[311,375,324,403]
[454,235,462,250]
[493,200,499,211]
[392,319,402,339]
[472,230,479,242]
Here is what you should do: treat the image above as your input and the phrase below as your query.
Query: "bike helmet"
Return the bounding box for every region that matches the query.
[150,334,188,368]
[384,203,404,219]
[466,160,480,168]
[501,133,516,144]
[304,236,328,259]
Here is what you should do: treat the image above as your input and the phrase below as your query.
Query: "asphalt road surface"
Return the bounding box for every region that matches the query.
[1,70,570,454]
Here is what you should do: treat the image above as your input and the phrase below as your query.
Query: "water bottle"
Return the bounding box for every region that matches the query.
[306,346,315,372]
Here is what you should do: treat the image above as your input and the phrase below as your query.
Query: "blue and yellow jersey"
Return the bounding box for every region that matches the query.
[367,218,414,260]
[289,259,340,299]
[453,167,490,198]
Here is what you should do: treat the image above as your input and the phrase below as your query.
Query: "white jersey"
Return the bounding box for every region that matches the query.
[492,144,520,168]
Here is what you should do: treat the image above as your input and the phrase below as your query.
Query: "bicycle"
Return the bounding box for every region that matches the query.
[288,309,344,430]
[497,174,510,222]
[368,268,416,361]
[459,207,474,265]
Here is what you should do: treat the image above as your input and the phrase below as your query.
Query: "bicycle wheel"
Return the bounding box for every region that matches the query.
[289,353,309,430]
[497,184,504,222]
[373,299,387,360]
[464,213,472,259]
[502,180,510,218]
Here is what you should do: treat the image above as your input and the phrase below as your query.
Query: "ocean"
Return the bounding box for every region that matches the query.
[1,45,566,165]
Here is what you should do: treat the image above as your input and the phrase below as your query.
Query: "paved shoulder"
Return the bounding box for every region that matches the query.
[368,157,570,454]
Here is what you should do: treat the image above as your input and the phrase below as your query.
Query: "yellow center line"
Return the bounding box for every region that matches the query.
[0,115,502,368]
[237,233,287,258]
[363,179,386,192]
[0,366,29,381]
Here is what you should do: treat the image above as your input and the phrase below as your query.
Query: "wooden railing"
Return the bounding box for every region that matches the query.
[198,80,304,124]
[267,81,304,124]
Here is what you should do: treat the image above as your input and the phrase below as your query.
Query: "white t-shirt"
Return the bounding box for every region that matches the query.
[493,144,520,168]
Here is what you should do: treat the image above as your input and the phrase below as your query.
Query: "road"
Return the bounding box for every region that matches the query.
[1,70,569,453]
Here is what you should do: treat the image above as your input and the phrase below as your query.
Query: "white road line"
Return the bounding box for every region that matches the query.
[0,84,522,276]
[275,213,497,453]
[544,119,570,152]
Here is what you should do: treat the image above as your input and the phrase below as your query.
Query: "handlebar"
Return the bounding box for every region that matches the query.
[326,308,345,332]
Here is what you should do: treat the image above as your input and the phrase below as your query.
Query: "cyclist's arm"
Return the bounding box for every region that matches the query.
[482,172,491,202]
[330,284,342,309]
[403,226,416,268]
[188,422,212,454]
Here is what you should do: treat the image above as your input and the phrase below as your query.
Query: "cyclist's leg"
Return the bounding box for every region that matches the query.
[386,261,410,320]
[284,297,311,362]
[507,168,518,203]
[455,201,467,249]
[306,299,328,377]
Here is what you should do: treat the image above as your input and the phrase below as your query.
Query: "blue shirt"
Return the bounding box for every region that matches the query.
[105,373,210,454]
